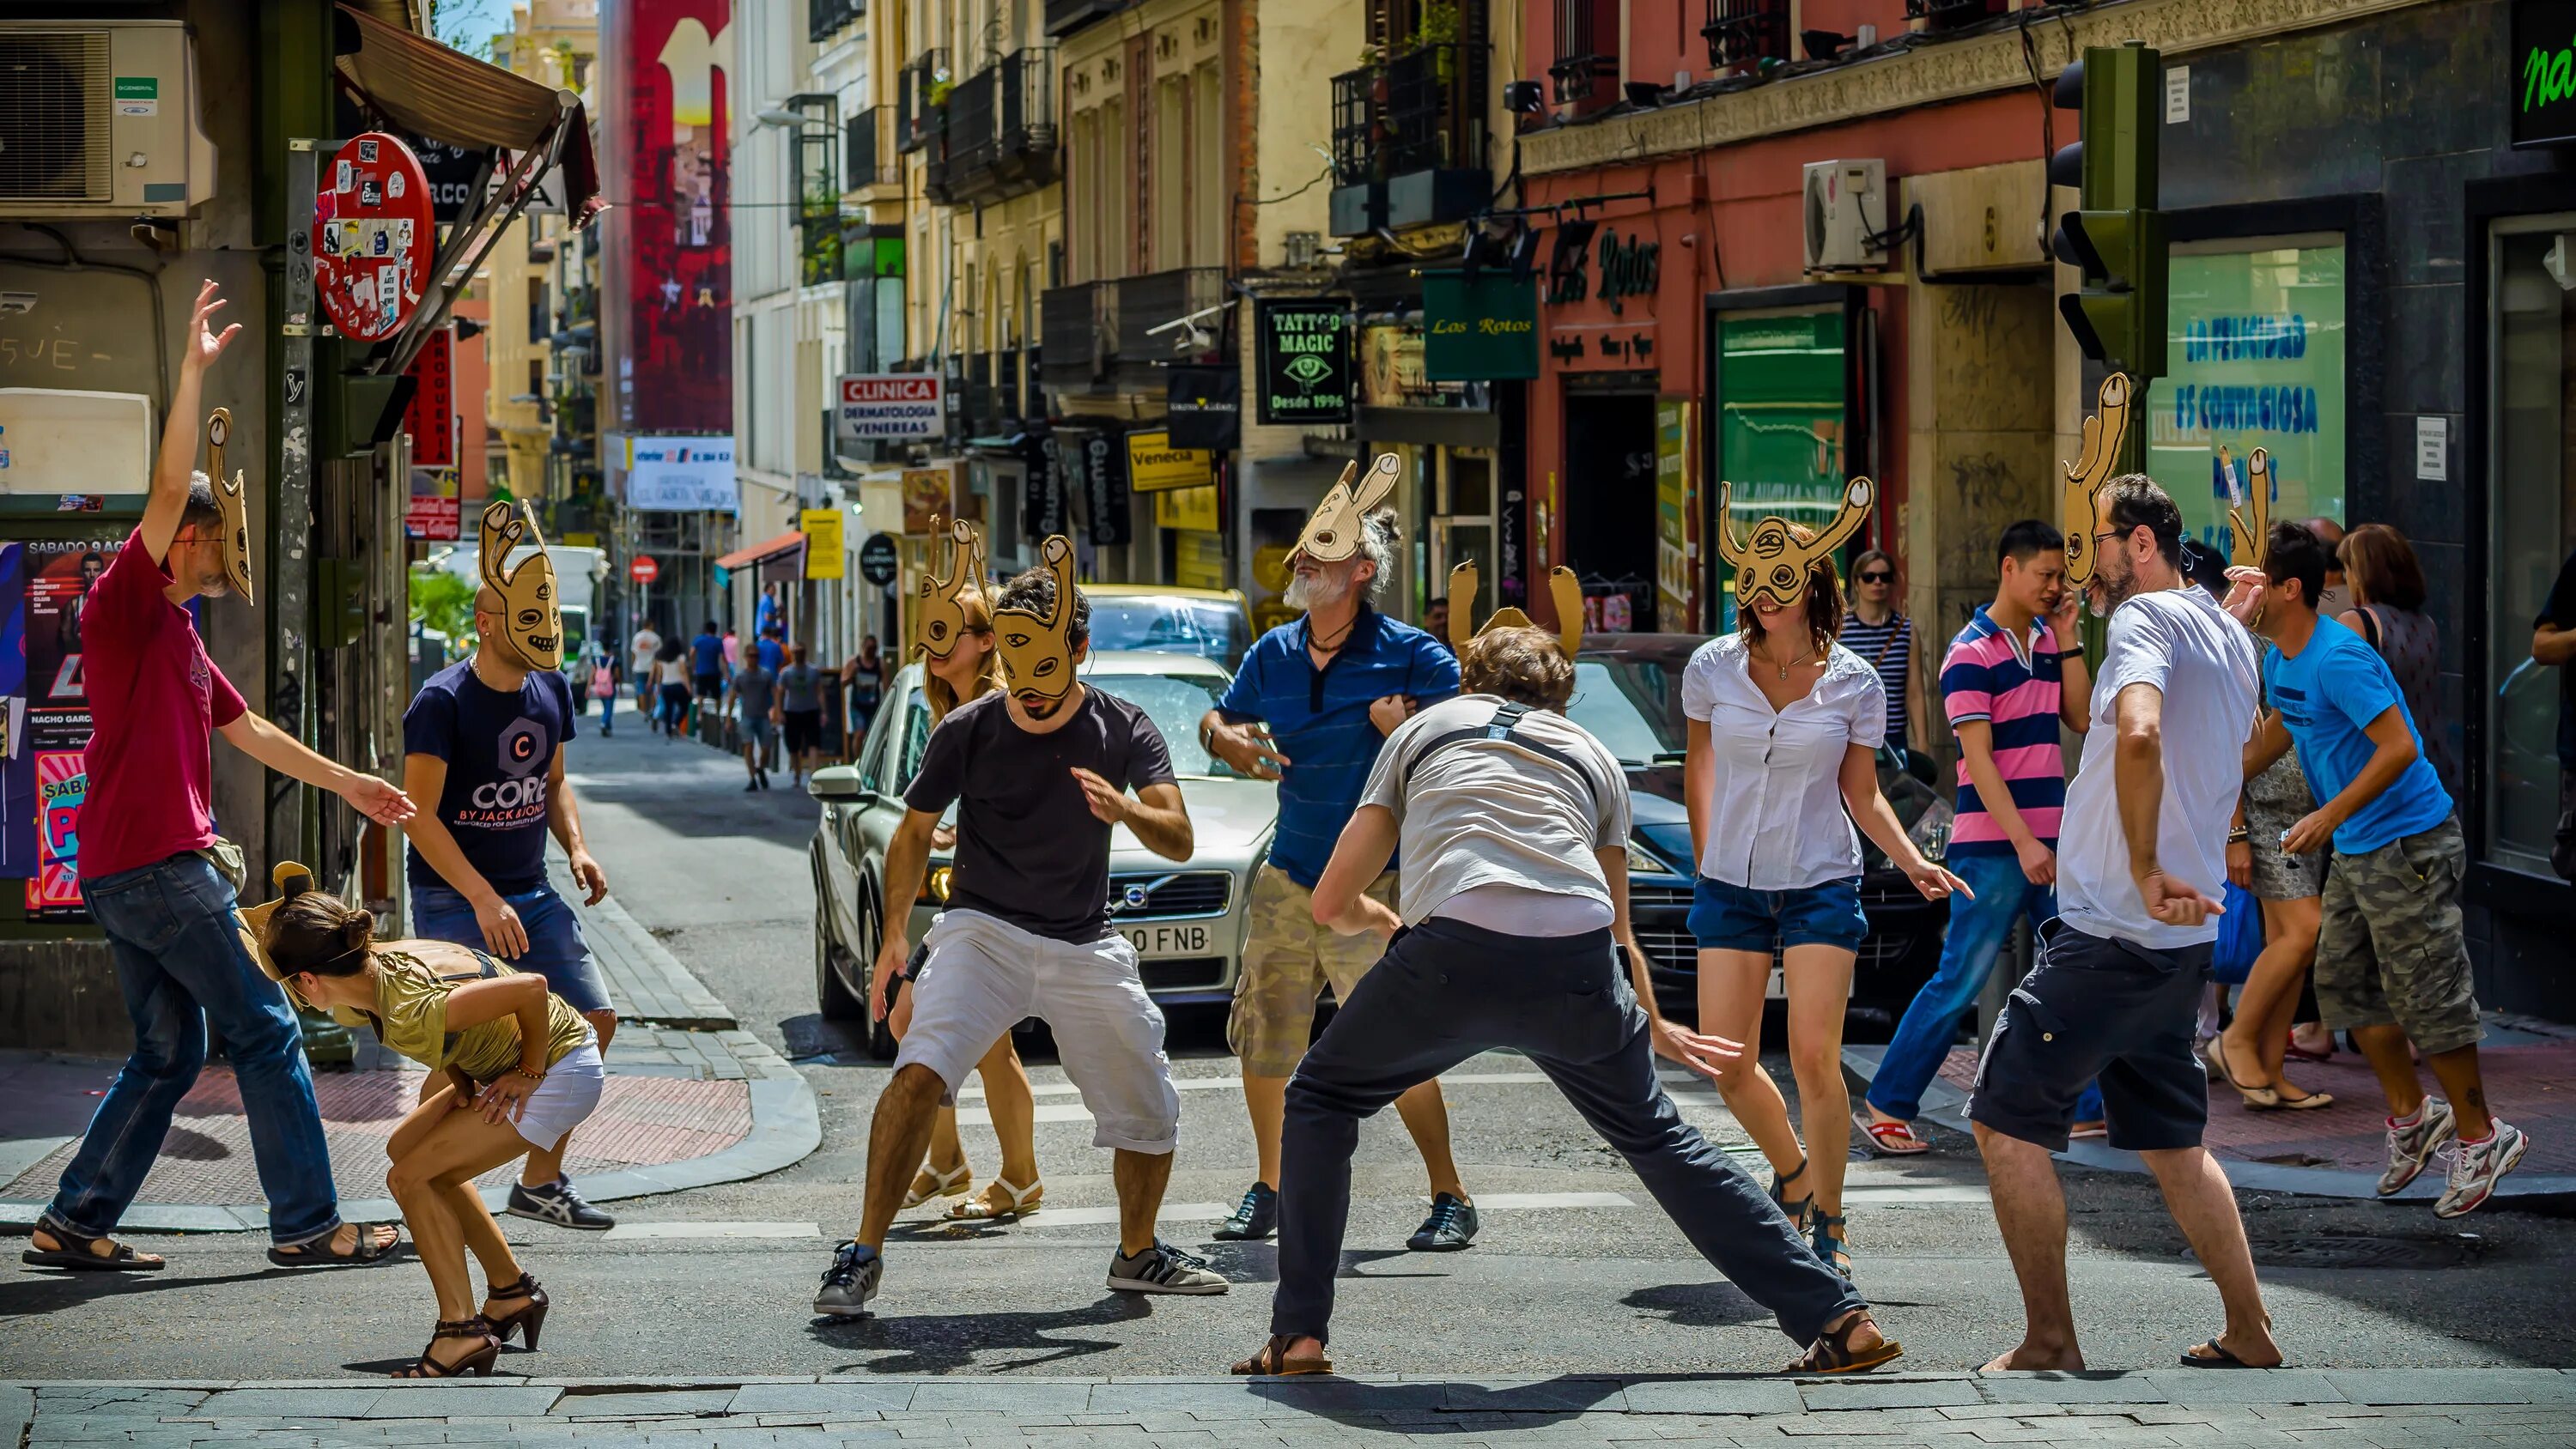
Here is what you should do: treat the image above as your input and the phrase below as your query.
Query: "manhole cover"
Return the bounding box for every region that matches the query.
[2233,1233,2485,1270]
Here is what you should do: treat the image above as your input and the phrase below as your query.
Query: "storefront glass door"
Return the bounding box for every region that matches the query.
[2488,216,2576,876]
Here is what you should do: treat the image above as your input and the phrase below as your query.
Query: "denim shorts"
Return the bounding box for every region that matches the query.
[410,879,612,1016]
[1686,876,1867,953]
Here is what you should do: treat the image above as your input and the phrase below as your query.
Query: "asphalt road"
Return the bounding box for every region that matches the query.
[6,708,2575,1382]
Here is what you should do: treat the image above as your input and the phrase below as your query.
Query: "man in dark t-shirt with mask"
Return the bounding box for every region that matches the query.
[814,539,1228,1318]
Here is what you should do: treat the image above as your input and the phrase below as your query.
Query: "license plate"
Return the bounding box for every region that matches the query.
[1121,923,1210,959]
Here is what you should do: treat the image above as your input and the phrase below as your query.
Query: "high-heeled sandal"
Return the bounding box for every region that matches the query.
[1811,1212,1852,1278]
[902,1161,971,1208]
[1769,1157,1813,1233]
[484,1271,550,1350]
[945,1176,1043,1222]
[393,1317,500,1378]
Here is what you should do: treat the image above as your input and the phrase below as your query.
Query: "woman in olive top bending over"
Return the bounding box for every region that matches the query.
[262,886,605,1378]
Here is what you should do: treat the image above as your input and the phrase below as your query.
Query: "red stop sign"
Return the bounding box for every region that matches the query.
[629,555,660,585]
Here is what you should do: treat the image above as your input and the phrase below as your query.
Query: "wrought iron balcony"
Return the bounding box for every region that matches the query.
[1702,0,1789,68]
[1044,0,1128,37]
[1328,40,1489,234]
[896,49,948,155]
[1550,0,1617,106]
[808,0,860,43]
[1041,280,1118,390]
[845,106,898,191]
[941,46,1060,205]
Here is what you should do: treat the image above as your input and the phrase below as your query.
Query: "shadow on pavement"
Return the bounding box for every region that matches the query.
[811,1290,1153,1373]
[1620,1280,1772,1329]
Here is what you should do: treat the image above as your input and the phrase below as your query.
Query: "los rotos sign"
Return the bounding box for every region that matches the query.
[1424,274,1539,382]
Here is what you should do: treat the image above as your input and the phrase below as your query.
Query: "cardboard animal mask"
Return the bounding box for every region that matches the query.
[2220,446,2272,570]
[1448,563,1583,658]
[994,535,1079,700]
[204,408,254,603]
[477,500,562,670]
[1714,476,1874,612]
[914,513,986,661]
[1291,452,1400,565]
[2060,373,2133,587]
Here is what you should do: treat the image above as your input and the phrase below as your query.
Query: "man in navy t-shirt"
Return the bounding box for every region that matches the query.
[402,584,619,1230]
[690,619,726,704]
[1196,507,1471,1252]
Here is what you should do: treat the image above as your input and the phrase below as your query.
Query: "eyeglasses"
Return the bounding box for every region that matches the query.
[1856,571,1893,584]
[2092,529,2129,548]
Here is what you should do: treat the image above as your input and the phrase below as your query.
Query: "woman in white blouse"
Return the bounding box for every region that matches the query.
[1683,530,1966,1280]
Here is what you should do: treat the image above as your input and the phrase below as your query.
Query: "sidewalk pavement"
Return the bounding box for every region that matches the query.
[0,886,812,1233]
[1845,1013,2576,1204]
[9,1369,2574,1446]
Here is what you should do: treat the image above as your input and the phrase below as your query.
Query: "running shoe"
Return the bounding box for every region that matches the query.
[1212,1182,1277,1241]
[2378,1095,2458,1196]
[813,1240,881,1317]
[2434,1119,2530,1219]
[507,1178,616,1231]
[1107,1239,1229,1294]
[1406,1192,1479,1252]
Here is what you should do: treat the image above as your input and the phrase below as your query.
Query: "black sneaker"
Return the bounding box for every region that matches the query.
[506,1178,616,1231]
[1211,1182,1277,1241]
[1107,1239,1229,1294]
[814,1240,881,1317]
[1406,1192,1478,1252]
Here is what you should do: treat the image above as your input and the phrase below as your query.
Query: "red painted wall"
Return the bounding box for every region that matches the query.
[599,0,733,434]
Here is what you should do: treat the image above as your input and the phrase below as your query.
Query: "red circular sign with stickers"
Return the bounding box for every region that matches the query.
[310,131,434,343]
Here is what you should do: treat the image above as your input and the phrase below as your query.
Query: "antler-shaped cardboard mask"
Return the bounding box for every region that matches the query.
[1714,476,1874,612]
[994,535,1078,700]
[2060,373,2132,587]
[477,499,562,670]
[204,408,255,603]
[1448,563,1583,658]
[1291,452,1400,565]
[2221,446,2272,571]
[239,860,317,1003]
[914,513,986,661]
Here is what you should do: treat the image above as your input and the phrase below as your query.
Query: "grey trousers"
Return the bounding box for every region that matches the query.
[1270,916,1868,1345]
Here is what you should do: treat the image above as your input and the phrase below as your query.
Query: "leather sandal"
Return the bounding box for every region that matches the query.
[1230,1333,1334,1376]
[1769,1157,1813,1232]
[1810,1212,1853,1278]
[484,1271,550,1350]
[394,1317,501,1378]
[902,1162,971,1209]
[945,1176,1042,1222]
[1785,1313,1903,1375]
[22,1219,165,1272]
[267,1222,402,1269]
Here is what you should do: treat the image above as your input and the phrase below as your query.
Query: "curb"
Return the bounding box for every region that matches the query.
[572,870,739,1032]
[1840,1043,2576,1203]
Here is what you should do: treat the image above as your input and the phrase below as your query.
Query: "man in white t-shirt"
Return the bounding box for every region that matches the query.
[628,621,662,717]
[1966,474,2281,1373]
[1227,626,1899,1379]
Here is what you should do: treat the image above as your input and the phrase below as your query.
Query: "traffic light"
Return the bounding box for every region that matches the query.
[2050,42,2166,380]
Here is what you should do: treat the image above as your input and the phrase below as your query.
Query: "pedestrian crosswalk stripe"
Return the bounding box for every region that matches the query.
[1459,1191,1634,1210]
[602,1222,822,1240]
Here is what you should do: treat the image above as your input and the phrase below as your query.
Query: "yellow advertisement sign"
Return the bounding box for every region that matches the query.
[1126,430,1215,493]
[800,507,845,579]
[1153,485,1220,532]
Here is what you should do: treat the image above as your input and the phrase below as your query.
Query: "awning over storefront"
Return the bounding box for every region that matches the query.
[334,4,601,219]
[715,530,807,571]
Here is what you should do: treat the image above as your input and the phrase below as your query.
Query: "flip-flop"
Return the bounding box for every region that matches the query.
[1855,1113,1929,1156]
[1230,1334,1334,1376]
[21,1222,164,1273]
[2179,1338,2266,1368]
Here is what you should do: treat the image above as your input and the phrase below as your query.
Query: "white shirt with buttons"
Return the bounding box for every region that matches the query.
[1680,634,1887,890]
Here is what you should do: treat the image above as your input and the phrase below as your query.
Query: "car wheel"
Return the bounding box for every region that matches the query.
[859,888,900,1061]
[815,882,866,1022]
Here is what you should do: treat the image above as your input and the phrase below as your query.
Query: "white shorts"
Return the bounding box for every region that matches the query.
[894,908,1180,1155]
[514,1041,605,1152]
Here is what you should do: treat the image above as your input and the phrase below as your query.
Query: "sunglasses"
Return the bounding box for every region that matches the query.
[1856,570,1893,584]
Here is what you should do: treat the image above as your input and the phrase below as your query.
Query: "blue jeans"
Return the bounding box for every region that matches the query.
[410,879,612,1016]
[49,853,343,1246]
[1867,852,2102,1124]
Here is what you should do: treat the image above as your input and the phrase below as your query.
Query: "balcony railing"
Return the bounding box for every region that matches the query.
[1040,281,1117,389]
[1384,43,1484,177]
[941,46,1061,204]
[1331,65,1377,187]
[1905,0,2005,29]
[1702,0,1789,68]
[921,113,955,204]
[1330,39,1488,233]
[1044,0,1128,37]
[808,0,860,43]
[896,49,948,155]
[1116,267,1224,364]
[1550,0,1617,106]
[845,106,897,191]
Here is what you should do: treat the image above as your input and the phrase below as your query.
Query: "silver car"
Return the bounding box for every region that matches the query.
[807,651,1278,1057]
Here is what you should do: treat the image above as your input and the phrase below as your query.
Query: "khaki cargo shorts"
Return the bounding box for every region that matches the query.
[2315,817,2483,1057]
[1227,864,1397,1078]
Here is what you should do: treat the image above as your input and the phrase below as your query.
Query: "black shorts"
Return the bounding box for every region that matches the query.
[1966,920,2210,1154]
[694,671,724,700]
[782,708,823,755]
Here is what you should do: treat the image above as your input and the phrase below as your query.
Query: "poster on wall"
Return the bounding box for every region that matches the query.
[3,537,123,921]
[2150,240,2346,549]
[1713,311,1847,631]
[1654,399,1698,634]
[605,0,733,433]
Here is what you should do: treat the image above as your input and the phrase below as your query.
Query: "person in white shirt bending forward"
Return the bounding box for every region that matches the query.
[1230,617,1899,1379]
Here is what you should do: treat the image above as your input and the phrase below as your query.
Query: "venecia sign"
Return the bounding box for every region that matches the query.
[2513,0,2576,147]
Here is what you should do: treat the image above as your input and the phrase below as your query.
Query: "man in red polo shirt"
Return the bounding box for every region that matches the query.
[23,280,416,1275]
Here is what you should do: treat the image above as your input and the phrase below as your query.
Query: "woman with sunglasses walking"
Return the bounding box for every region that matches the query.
[1840,550,1925,774]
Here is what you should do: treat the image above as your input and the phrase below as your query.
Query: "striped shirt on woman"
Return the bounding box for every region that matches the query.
[1940,605,2067,856]
[1839,611,1913,748]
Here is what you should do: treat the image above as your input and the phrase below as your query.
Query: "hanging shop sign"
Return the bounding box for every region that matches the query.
[800,507,845,579]
[859,531,901,585]
[835,373,945,445]
[405,465,460,541]
[410,134,486,225]
[1362,320,1485,410]
[2514,0,2576,147]
[1424,274,1540,382]
[1255,299,1353,424]
[625,434,739,512]
[1022,437,1066,539]
[1056,429,1133,547]
[311,132,434,343]
[901,463,955,533]
[1126,429,1215,493]
[1155,484,1221,533]
[1166,367,1242,451]
[401,324,456,468]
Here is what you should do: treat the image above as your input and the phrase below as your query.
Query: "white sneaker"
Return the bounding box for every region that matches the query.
[2377,1096,2458,1196]
[1107,1240,1229,1294]
[2434,1120,2530,1219]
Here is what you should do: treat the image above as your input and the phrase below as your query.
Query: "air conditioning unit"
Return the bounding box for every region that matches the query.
[1803,158,1889,273]
[0,20,216,219]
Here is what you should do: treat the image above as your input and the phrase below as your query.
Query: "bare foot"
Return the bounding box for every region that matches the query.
[30,1228,162,1267]
[1982,1343,2083,1372]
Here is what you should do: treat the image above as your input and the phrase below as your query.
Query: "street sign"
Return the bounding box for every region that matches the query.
[835,373,944,446]
[403,495,459,540]
[401,325,455,467]
[629,555,660,585]
[859,532,899,585]
[312,132,434,343]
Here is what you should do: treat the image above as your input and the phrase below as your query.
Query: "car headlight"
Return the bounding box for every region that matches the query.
[1625,840,1673,876]
[926,864,953,902]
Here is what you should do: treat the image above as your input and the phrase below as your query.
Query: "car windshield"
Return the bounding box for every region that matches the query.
[896,671,1241,782]
[1566,658,1686,767]
[1087,597,1250,668]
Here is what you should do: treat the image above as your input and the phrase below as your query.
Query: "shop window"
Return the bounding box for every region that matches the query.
[2487,220,2576,876]
[1712,309,1848,633]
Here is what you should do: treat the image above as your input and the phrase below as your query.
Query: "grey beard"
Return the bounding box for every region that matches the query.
[1285,571,1347,613]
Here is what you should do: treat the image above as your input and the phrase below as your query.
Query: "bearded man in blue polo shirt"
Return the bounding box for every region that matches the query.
[1198,458,1475,1251]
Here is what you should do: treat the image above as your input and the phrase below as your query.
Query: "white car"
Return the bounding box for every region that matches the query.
[807,651,1278,1056]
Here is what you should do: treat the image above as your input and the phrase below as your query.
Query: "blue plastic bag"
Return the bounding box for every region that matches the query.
[2211,880,2263,985]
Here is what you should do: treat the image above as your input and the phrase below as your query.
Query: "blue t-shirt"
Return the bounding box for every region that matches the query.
[402,658,574,894]
[2263,616,2452,855]
[690,632,725,676]
[756,635,785,672]
[1215,609,1460,888]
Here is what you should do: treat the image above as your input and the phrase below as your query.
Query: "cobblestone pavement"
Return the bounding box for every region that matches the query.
[10,1371,2575,1446]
